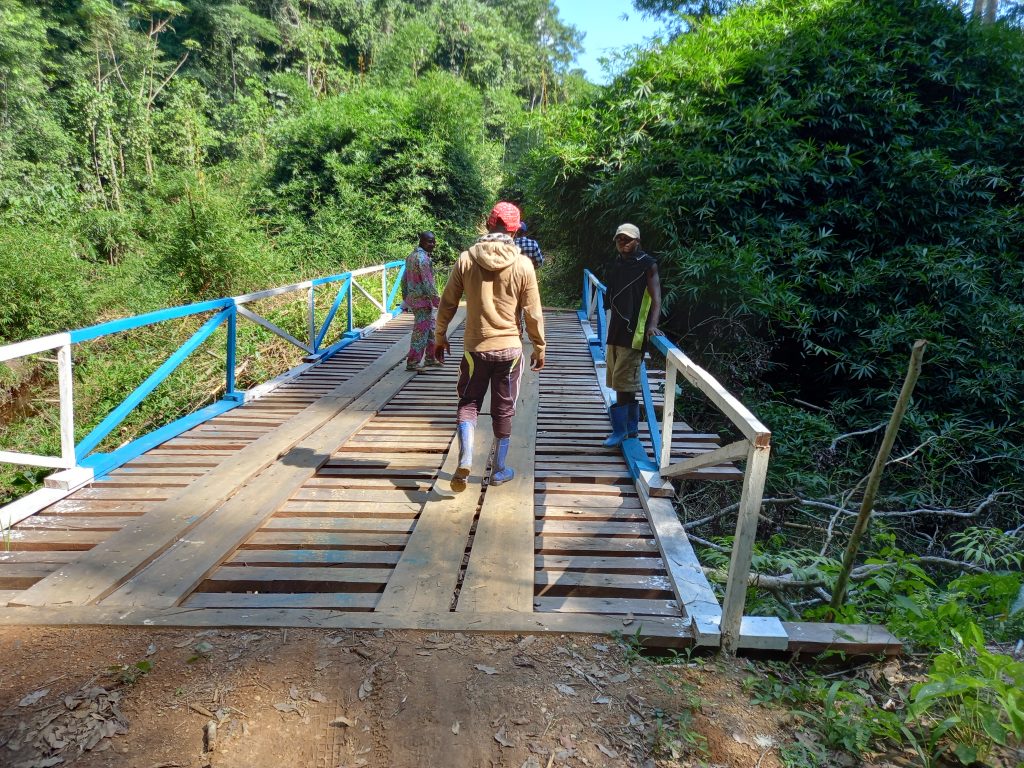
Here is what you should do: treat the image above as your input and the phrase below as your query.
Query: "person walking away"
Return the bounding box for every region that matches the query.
[514,221,544,269]
[434,203,545,492]
[401,231,442,371]
[602,223,662,447]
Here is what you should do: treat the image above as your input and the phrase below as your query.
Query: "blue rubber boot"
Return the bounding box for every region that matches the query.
[451,421,474,493]
[626,402,641,439]
[491,437,515,485]
[602,404,630,448]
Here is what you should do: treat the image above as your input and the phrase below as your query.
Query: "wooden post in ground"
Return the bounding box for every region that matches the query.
[720,441,771,656]
[828,340,927,617]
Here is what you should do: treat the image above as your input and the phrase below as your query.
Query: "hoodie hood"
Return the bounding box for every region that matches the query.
[467,234,520,271]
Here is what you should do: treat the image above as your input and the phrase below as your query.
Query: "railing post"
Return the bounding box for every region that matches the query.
[308,286,316,352]
[57,344,75,468]
[386,264,405,313]
[720,441,771,655]
[381,267,387,318]
[660,363,677,470]
[226,305,237,396]
[347,276,354,332]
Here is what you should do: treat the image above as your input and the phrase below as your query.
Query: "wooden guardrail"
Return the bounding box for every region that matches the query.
[582,269,772,655]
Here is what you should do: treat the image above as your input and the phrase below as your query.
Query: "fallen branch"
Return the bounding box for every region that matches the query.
[829,422,885,451]
[699,556,991,593]
[683,491,1007,530]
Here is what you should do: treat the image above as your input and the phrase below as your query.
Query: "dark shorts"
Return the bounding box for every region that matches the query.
[456,348,524,438]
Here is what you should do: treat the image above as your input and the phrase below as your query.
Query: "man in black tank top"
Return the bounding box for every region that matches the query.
[602,223,662,448]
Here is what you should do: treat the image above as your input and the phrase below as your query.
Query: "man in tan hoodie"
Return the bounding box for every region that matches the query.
[434,202,545,492]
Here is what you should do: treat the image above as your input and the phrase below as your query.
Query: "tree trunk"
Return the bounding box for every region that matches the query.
[827,340,927,618]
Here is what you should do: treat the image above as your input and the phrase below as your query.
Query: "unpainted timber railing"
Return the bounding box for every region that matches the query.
[0,260,406,495]
[581,269,772,654]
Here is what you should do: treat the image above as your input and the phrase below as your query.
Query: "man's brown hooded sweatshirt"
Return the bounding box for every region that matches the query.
[435,234,545,356]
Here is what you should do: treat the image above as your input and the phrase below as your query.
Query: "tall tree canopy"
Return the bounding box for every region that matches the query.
[520,0,1024,501]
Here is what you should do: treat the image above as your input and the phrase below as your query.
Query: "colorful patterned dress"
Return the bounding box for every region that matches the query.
[401,246,440,365]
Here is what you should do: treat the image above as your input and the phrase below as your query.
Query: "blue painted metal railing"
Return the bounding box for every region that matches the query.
[579,269,662,461]
[580,267,775,653]
[0,260,406,480]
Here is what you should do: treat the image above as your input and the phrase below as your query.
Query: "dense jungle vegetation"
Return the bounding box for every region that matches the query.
[1,0,1022,765]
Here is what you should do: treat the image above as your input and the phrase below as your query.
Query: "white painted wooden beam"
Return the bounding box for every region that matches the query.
[661,438,750,478]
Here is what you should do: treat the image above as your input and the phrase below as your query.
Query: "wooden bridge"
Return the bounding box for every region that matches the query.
[0,263,900,656]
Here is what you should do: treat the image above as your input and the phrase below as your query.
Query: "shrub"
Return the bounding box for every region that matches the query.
[158,179,274,299]
[0,226,92,342]
[267,71,496,263]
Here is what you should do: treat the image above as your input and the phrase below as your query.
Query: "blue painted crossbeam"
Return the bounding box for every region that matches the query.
[75,309,232,460]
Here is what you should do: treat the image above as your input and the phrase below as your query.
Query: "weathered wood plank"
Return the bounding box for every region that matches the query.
[11,312,462,609]
[535,555,666,572]
[1,530,106,550]
[533,596,680,616]
[13,515,135,531]
[535,571,673,594]
[100,362,425,609]
[226,549,402,566]
[782,622,903,656]
[457,353,540,614]
[535,482,638,497]
[536,506,648,521]
[205,566,392,585]
[276,501,422,517]
[534,536,657,553]
[290,488,431,503]
[374,416,492,613]
[184,593,379,610]
[535,494,642,509]
[536,520,652,536]
[261,516,416,533]
[635,476,723,640]
[0,563,59,588]
[0,604,693,646]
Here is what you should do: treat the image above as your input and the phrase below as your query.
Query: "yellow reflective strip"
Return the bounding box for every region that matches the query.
[464,351,474,378]
[632,290,652,350]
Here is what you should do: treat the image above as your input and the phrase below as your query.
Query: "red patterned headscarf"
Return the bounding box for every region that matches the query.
[486,202,521,234]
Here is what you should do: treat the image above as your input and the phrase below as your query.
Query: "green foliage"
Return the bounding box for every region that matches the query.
[0,226,93,342]
[157,177,277,298]
[107,659,153,686]
[909,623,1024,765]
[791,679,897,755]
[77,207,139,265]
[0,0,583,511]
[949,527,1024,570]
[518,0,1024,502]
[267,71,496,261]
[650,707,708,759]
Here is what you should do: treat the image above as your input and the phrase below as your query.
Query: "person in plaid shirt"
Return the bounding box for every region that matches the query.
[514,222,544,269]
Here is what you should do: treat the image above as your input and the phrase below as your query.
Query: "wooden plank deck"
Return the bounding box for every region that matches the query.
[0,309,901,654]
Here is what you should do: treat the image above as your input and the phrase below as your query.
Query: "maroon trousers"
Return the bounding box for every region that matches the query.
[456,348,523,438]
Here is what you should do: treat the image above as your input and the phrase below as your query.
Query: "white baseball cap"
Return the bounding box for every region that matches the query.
[614,223,640,240]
